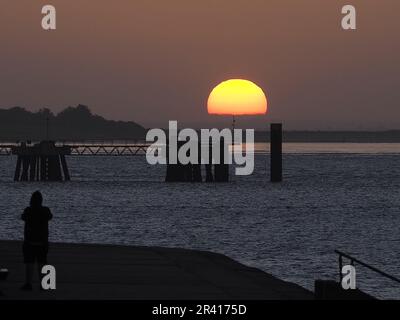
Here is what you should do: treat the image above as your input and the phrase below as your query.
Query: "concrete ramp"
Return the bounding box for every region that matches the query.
[0,241,313,300]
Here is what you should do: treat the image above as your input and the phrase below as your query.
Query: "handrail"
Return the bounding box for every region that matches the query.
[335,249,400,284]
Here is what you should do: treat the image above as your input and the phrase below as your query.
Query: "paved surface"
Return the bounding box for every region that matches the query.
[0,240,313,300]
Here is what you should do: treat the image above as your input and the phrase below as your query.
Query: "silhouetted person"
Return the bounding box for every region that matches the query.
[20,191,52,291]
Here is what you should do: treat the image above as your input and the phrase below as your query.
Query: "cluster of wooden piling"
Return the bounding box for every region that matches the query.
[165,124,283,183]
[9,124,283,183]
[165,138,229,183]
[12,141,71,182]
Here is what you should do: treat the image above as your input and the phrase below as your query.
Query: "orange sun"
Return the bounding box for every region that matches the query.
[207,79,268,116]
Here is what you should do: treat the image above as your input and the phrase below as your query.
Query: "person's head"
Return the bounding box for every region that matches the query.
[30,191,43,208]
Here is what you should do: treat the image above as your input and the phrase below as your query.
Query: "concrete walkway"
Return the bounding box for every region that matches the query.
[0,240,313,300]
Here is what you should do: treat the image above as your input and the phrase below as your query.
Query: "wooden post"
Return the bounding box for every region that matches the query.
[192,141,202,182]
[183,164,193,182]
[54,155,62,181]
[221,138,229,182]
[14,156,22,181]
[192,164,202,182]
[29,156,36,181]
[40,156,47,181]
[165,139,186,182]
[36,156,40,181]
[214,137,229,182]
[270,123,282,182]
[60,155,70,181]
[48,155,62,181]
[21,156,29,181]
[165,140,173,182]
[205,139,213,182]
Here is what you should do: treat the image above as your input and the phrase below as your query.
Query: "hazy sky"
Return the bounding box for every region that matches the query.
[1,0,399,129]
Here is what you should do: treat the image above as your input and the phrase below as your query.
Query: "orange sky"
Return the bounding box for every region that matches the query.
[0,0,399,129]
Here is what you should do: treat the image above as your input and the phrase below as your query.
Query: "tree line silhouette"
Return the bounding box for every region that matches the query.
[0,105,146,141]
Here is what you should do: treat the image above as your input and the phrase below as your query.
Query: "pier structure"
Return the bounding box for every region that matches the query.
[0,141,152,182]
[1,123,282,182]
[12,141,71,182]
[67,144,149,156]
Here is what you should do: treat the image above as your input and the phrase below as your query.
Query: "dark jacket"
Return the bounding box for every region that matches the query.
[21,206,53,245]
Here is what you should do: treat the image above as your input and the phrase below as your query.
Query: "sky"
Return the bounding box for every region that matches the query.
[0,0,399,130]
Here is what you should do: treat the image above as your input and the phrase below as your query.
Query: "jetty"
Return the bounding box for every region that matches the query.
[0,123,284,183]
[0,240,312,300]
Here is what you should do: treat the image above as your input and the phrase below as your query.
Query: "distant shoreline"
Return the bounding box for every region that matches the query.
[2,107,400,143]
[255,131,400,143]
[140,129,400,143]
[3,132,400,144]
[148,129,400,143]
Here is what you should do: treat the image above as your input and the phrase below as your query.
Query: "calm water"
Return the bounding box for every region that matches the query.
[0,143,400,299]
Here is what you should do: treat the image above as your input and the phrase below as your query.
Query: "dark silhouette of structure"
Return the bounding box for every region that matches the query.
[165,138,229,183]
[213,137,229,182]
[270,123,282,182]
[165,140,203,182]
[0,268,8,296]
[13,141,71,182]
[20,191,53,291]
[1,141,151,182]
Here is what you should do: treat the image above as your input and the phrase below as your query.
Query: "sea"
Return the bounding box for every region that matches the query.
[1,142,399,299]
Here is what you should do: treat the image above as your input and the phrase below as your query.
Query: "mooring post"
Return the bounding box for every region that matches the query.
[14,156,22,181]
[48,155,62,181]
[205,138,214,182]
[214,137,229,182]
[29,156,36,181]
[165,137,204,182]
[165,139,185,182]
[183,163,193,182]
[192,140,202,182]
[181,139,193,182]
[60,155,70,181]
[270,123,283,182]
[165,140,173,182]
[35,156,40,181]
[40,156,47,181]
[21,156,30,181]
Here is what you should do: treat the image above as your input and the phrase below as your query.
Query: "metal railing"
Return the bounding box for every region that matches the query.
[0,146,13,156]
[335,249,400,285]
[68,144,151,156]
[0,143,154,157]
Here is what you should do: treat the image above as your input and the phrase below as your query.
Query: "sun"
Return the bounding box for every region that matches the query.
[207,79,268,116]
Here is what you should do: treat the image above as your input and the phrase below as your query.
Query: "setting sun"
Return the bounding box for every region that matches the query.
[207,79,268,116]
